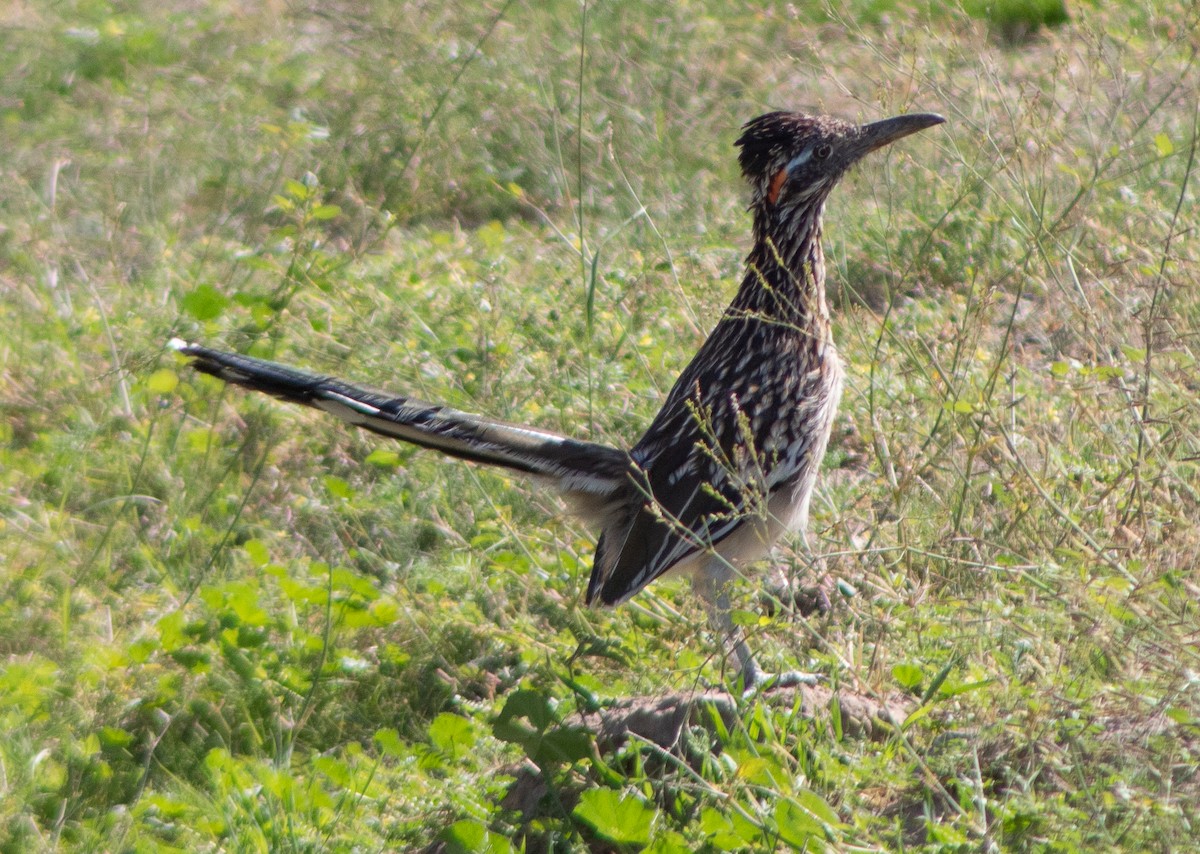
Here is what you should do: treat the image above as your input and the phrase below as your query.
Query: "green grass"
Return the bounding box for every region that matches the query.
[2,0,1198,850]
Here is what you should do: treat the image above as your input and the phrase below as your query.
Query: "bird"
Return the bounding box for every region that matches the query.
[170,109,944,691]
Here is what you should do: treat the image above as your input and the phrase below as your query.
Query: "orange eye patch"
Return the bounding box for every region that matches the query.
[767,168,788,205]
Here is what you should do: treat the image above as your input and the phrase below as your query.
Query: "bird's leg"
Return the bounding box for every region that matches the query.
[761,532,833,617]
[694,565,819,695]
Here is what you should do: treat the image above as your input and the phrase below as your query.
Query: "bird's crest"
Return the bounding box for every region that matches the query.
[735,112,855,183]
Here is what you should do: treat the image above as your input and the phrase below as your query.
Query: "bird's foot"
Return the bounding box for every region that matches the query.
[759,580,833,618]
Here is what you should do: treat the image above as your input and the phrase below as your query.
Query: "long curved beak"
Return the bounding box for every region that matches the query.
[858,113,945,156]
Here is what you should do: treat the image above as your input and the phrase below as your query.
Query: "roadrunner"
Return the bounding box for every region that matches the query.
[172,110,944,689]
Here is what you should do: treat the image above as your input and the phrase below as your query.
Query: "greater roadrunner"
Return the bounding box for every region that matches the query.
[171,110,944,690]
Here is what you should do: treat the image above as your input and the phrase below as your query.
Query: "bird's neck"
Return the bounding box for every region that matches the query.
[732,202,830,330]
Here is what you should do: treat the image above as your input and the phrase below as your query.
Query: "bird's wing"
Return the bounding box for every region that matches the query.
[587,377,809,605]
[586,314,831,605]
[587,436,742,604]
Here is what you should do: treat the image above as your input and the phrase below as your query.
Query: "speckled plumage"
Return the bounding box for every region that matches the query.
[173,109,944,689]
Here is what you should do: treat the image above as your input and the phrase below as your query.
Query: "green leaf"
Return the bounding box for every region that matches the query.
[795,789,840,825]
[892,662,924,690]
[1088,364,1123,380]
[700,807,761,848]
[1049,361,1070,378]
[1154,132,1174,157]
[534,727,593,765]
[574,789,654,846]
[775,797,824,848]
[365,448,401,467]
[737,756,782,787]
[221,581,269,627]
[243,539,269,567]
[1165,706,1195,726]
[428,713,476,758]
[181,283,229,321]
[157,610,187,652]
[903,703,934,729]
[323,475,353,499]
[284,178,310,200]
[312,755,352,788]
[311,203,341,220]
[374,728,404,757]
[935,678,995,698]
[147,368,178,393]
[921,658,956,704]
[730,608,759,627]
[477,219,507,251]
[493,690,592,766]
[99,726,134,749]
[440,819,514,854]
[645,830,692,854]
[494,689,555,738]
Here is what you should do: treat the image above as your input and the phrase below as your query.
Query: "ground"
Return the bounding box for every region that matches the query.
[1,0,1197,850]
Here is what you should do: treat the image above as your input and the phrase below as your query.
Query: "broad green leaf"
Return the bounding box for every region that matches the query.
[737,756,782,787]
[494,689,555,736]
[99,726,134,749]
[284,178,310,200]
[157,610,187,652]
[243,539,269,566]
[323,475,353,499]
[645,830,692,854]
[478,219,507,251]
[533,727,593,765]
[440,819,514,854]
[775,798,824,848]
[730,608,759,627]
[374,728,404,757]
[428,713,476,758]
[1155,132,1173,157]
[181,283,229,321]
[235,588,268,626]
[892,662,924,690]
[364,598,400,625]
[365,448,401,467]
[1165,707,1195,725]
[573,788,654,846]
[331,566,379,598]
[700,807,761,848]
[312,755,352,788]
[796,789,840,825]
[147,368,178,393]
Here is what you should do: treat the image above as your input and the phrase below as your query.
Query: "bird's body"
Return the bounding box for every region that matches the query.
[172,109,943,689]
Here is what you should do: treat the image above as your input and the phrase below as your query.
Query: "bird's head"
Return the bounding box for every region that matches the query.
[736,111,945,221]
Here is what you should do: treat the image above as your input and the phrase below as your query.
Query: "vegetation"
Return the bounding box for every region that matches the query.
[2,0,1197,850]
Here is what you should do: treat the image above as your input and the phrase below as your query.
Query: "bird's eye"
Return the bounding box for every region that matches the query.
[815,144,832,159]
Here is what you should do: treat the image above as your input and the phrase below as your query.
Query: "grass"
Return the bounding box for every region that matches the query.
[1,0,1198,850]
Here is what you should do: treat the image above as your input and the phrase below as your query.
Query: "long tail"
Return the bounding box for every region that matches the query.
[169,340,632,504]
